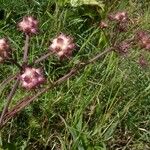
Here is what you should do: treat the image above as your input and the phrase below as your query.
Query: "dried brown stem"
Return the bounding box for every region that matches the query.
[1,47,112,128]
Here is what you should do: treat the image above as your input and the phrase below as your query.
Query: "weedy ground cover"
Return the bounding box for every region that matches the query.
[0,0,150,149]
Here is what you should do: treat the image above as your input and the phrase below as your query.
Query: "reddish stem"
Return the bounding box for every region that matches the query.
[0,47,112,128]
[23,34,30,65]
[0,78,20,125]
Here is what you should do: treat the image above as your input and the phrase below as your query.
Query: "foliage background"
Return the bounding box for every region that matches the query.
[0,0,150,149]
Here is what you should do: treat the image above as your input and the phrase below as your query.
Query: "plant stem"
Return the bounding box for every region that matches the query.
[0,34,30,127]
[1,47,112,128]
[87,48,112,64]
[23,34,30,65]
[34,52,52,64]
[1,69,77,128]
[0,78,20,126]
[0,74,18,93]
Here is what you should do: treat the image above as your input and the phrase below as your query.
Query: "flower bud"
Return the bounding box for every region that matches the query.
[49,33,75,59]
[18,16,38,35]
[99,21,108,29]
[20,67,45,89]
[138,55,148,68]
[136,31,150,50]
[117,22,128,32]
[0,38,11,62]
[115,41,130,55]
[109,11,128,23]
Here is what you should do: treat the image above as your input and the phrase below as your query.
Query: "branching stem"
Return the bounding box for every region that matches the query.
[0,47,113,128]
[0,34,30,127]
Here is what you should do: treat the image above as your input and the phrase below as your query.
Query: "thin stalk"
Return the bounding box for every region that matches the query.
[0,78,20,126]
[1,47,112,128]
[87,48,112,64]
[0,74,18,92]
[34,52,52,64]
[23,34,30,64]
[0,34,30,126]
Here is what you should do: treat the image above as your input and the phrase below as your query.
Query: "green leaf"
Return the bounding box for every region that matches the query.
[70,0,104,10]
[57,0,69,6]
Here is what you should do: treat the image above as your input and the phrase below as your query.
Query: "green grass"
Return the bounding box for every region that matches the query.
[0,0,150,149]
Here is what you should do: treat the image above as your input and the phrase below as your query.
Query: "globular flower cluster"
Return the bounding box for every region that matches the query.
[49,33,75,59]
[136,31,150,50]
[108,11,128,32]
[18,16,38,35]
[20,67,45,89]
[115,41,130,55]
[138,55,148,67]
[99,11,129,32]
[0,38,11,62]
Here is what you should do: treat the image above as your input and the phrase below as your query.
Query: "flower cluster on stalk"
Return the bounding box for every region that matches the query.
[108,11,128,23]
[49,33,75,59]
[20,67,45,89]
[1,10,150,90]
[18,16,38,35]
[136,31,150,50]
[15,13,76,89]
[0,38,11,63]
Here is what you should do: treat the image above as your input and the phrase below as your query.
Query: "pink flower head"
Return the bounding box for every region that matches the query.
[115,41,130,55]
[20,67,45,89]
[18,16,38,35]
[49,33,75,59]
[138,55,148,68]
[136,31,150,50]
[109,11,128,23]
[0,38,11,62]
